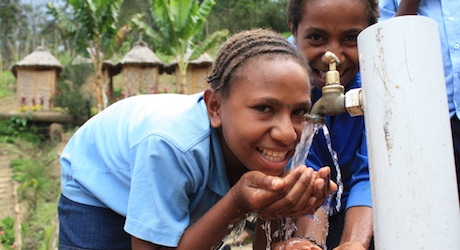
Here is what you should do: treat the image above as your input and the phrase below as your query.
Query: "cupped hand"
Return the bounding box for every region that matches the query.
[230,166,336,220]
[272,237,323,250]
[333,241,366,250]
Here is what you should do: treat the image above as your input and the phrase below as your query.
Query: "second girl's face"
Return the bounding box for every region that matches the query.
[292,0,368,90]
[208,56,311,176]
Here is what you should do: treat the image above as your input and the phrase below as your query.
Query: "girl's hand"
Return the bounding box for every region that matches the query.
[333,241,366,250]
[272,237,323,250]
[230,167,336,220]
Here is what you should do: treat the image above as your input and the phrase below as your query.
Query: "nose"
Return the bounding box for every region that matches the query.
[271,116,298,145]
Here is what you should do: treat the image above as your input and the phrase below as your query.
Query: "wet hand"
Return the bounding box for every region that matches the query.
[272,237,323,250]
[231,167,335,219]
[333,241,366,250]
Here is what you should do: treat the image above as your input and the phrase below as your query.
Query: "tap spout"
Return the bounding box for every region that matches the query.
[305,52,364,124]
[305,51,347,124]
[306,84,346,124]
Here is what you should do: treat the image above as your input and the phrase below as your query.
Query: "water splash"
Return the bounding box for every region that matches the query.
[266,122,343,249]
[321,125,343,213]
[289,123,322,170]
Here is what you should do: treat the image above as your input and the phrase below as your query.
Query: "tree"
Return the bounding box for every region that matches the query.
[0,0,21,70]
[207,0,290,36]
[47,0,125,112]
[131,0,228,94]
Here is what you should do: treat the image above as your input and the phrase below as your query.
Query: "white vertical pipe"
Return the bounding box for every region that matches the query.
[357,16,460,249]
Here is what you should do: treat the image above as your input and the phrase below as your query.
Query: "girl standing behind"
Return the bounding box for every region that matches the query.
[271,0,380,249]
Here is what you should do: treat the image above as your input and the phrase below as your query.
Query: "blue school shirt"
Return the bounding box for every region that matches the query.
[60,93,229,247]
[379,0,460,119]
[306,74,372,215]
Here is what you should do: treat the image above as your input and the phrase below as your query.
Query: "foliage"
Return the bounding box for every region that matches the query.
[11,157,53,212]
[24,202,58,250]
[54,60,93,120]
[1,140,61,249]
[0,217,14,249]
[131,0,228,93]
[207,0,290,35]
[47,0,127,111]
[0,116,43,145]
[0,71,15,98]
[0,119,63,249]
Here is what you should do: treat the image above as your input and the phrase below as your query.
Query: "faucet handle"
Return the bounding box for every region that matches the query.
[324,51,340,85]
[325,51,340,70]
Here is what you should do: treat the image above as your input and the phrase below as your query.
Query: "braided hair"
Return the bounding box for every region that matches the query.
[287,0,380,33]
[206,28,310,97]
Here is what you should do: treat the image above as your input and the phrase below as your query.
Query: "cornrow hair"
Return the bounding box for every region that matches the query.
[287,0,380,33]
[206,28,310,97]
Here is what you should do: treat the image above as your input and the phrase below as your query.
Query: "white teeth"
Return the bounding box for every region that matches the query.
[259,148,287,162]
[317,69,326,79]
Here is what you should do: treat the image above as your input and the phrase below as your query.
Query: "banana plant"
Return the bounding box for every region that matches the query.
[131,0,228,94]
[47,0,124,112]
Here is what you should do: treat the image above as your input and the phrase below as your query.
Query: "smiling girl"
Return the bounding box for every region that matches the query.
[57,28,337,250]
[281,0,380,249]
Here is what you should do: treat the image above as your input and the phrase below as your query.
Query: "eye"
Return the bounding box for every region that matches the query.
[293,108,308,117]
[343,34,359,45]
[305,33,325,44]
[255,105,272,113]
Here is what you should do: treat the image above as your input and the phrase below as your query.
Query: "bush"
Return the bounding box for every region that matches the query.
[54,63,93,120]
[0,217,15,249]
[0,71,15,98]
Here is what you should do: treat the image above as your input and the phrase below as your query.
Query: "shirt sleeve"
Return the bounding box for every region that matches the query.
[346,129,372,209]
[124,134,202,247]
[379,0,400,21]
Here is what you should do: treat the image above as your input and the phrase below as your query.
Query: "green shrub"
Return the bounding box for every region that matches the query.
[0,217,15,249]
[0,71,15,98]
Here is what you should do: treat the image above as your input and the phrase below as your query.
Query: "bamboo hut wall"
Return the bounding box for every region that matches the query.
[122,65,159,96]
[174,66,211,94]
[15,67,56,111]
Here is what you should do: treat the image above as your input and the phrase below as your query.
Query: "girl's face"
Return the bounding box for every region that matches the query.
[205,56,311,177]
[291,0,368,90]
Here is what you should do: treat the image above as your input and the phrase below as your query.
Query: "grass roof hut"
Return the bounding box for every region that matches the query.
[119,40,162,97]
[11,46,62,111]
[167,52,213,94]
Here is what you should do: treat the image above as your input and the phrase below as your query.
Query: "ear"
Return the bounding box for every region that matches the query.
[204,88,222,128]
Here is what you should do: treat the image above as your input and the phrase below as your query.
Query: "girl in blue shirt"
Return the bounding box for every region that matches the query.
[57,28,337,250]
[279,0,380,249]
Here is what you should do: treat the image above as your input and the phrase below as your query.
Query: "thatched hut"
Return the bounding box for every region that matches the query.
[11,46,62,111]
[119,41,162,97]
[167,52,213,94]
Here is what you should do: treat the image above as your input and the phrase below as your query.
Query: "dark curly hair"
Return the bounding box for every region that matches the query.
[287,0,380,33]
[206,28,311,97]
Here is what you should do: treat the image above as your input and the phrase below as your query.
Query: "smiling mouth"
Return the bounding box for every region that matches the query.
[314,68,346,83]
[315,68,327,79]
[258,148,288,162]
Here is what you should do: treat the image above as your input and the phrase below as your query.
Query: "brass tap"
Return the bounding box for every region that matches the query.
[305,52,364,124]
[305,51,347,124]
